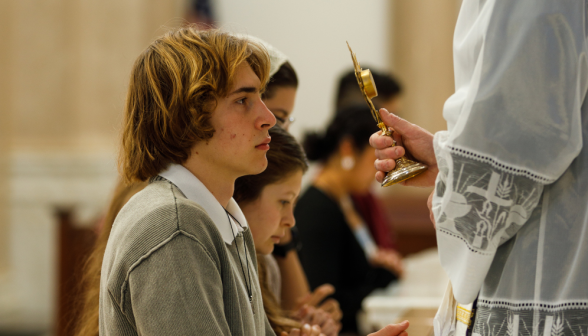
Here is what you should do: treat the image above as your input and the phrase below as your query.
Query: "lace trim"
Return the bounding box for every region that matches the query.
[438,228,494,256]
[474,304,588,336]
[448,146,555,184]
[478,299,588,312]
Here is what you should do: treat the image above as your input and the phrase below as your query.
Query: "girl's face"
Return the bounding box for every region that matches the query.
[241,170,303,255]
[263,86,297,130]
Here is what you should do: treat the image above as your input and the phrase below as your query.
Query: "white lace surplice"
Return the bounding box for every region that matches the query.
[433,0,588,335]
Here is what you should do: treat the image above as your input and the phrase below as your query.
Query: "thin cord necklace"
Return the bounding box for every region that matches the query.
[224,209,255,315]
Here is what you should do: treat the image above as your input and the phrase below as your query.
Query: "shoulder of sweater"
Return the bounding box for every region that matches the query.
[114,179,224,246]
[105,180,226,283]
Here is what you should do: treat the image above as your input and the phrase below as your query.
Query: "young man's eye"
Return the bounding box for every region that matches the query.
[236,97,247,105]
[280,200,290,206]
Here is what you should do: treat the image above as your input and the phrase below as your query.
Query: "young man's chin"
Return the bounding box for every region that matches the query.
[238,157,268,177]
[253,156,269,174]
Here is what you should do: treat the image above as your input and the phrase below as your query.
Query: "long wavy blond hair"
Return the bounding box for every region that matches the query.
[119,26,270,183]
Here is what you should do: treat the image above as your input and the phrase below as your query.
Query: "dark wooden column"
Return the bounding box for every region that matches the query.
[56,208,96,336]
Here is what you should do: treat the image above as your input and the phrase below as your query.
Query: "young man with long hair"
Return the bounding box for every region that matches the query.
[100,27,284,335]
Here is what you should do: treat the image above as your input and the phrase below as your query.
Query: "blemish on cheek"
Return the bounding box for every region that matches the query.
[231,134,236,139]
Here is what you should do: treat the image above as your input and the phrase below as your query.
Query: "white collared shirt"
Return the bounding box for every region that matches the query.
[159,163,247,244]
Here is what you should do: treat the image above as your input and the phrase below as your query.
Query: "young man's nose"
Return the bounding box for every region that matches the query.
[256,99,276,130]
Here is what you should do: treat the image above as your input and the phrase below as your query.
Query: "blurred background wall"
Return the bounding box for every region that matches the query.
[0,0,186,333]
[216,0,391,141]
[0,0,460,334]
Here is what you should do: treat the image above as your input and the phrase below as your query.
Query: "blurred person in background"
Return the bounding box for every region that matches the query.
[334,69,404,257]
[234,125,339,336]
[296,106,404,334]
[335,69,403,119]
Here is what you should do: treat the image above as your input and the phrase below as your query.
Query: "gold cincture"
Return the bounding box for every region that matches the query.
[346,42,427,187]
[456,305,474,327]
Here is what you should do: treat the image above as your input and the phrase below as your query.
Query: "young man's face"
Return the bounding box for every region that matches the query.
[195,62,276,179]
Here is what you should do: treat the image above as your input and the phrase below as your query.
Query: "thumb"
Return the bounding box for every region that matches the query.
[379,108,412,135]
[307,284,335,306]
[369,320,409,336]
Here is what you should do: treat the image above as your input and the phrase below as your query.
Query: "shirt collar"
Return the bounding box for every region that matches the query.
[158,163,248,245]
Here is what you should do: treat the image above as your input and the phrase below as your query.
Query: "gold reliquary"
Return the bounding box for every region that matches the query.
[347,42,427,187]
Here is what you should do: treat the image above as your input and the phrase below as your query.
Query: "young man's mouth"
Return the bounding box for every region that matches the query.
[255,136,271,150]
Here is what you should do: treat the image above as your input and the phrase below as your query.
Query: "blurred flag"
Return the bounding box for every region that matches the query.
[186,0,216,26]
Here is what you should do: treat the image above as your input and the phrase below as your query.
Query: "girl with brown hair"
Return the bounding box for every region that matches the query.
[234,125,337,336]
[235,125,410,336]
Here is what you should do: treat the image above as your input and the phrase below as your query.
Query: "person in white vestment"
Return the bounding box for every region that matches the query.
[370,0,588,335]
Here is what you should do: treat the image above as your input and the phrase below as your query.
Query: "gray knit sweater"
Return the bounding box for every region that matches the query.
[99,177,275,335]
